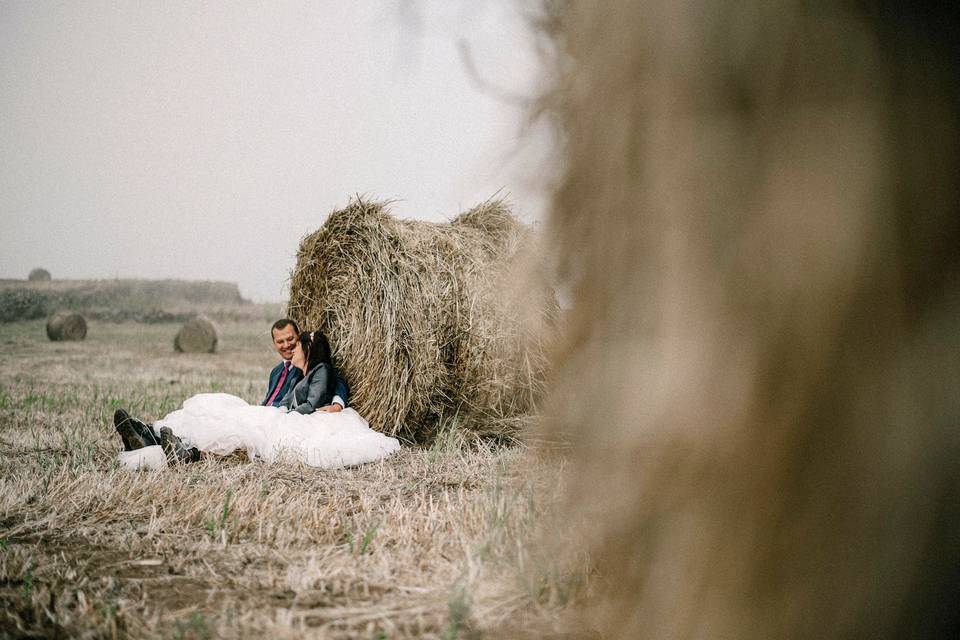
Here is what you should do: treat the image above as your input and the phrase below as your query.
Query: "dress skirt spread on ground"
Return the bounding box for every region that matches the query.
[146,393,400,469]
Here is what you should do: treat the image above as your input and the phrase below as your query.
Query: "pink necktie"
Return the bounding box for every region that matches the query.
[267,361,290,405]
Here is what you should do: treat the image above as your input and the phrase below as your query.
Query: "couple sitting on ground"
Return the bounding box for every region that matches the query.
[114,319,399,469]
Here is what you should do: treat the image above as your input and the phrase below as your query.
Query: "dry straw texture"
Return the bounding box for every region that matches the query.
[174,316,218,353]
[288,198,556,443]
[45,310,86,341]
[535,1,960,638]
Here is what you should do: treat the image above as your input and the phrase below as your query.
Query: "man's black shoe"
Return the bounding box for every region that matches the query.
[114,408,150,450]
[160,427,198,464]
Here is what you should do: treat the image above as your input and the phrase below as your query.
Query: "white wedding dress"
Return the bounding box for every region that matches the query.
[147,393,400,469]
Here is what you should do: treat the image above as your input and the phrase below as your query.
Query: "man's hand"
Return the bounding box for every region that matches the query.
[319,403,344,413]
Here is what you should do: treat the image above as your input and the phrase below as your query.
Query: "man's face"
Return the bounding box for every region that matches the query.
[272,325,298,361]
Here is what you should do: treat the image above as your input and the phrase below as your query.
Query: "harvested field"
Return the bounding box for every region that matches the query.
[0,320,582,638]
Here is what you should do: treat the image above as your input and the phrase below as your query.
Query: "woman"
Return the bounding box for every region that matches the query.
[279,329,336,414]
[114,330,399,469]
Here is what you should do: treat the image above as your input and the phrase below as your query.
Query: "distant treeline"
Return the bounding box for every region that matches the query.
[0,278,278,323]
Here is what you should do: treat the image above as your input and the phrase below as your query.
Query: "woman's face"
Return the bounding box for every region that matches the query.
[291,341,307,371]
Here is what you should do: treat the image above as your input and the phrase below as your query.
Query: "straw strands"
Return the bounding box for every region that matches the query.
[288,198,556,443]
[534,2,960,638]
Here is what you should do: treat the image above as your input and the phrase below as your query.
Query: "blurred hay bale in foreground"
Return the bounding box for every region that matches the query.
[534,1,960,638]
[28,268,51,281]
[174,316,218,353]
[288,198,556,442]
[46,310,86,341]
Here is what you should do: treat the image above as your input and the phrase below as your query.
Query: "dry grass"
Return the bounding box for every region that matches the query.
[0,320,582,639]
[287,198,557,444]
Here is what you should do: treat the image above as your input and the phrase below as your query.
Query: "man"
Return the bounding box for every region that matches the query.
[263,318,349,411]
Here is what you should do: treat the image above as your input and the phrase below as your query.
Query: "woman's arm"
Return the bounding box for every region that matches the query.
[293,364,333,414]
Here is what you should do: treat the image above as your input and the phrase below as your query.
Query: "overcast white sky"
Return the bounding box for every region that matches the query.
[0,1,552,301]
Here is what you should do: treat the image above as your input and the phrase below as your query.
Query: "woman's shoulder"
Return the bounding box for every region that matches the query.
[302,362,331,382]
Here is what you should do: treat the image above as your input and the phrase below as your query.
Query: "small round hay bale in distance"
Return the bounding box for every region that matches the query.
[174,316,218,353]
[46,310,87,341]
[28,268,51,281]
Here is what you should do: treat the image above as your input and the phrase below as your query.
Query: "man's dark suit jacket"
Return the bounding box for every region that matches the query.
[262,361,350,408]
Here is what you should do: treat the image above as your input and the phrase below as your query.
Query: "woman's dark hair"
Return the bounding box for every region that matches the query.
[299,330,331,373]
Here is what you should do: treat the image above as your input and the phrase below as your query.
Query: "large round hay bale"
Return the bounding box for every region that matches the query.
[174,316,218,353]
[287,198,557,442]
[46,310,87,341]
[28,268,51,281]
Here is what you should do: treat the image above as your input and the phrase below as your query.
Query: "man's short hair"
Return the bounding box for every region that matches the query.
[271,318,300,336]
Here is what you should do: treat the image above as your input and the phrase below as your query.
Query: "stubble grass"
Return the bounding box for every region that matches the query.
[0,320,579,639]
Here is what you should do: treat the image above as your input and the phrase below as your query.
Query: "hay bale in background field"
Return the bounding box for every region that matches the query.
[28,268,51,281]
[288,198,556,442]
[46,310,86,341]
[174,316,218,353]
